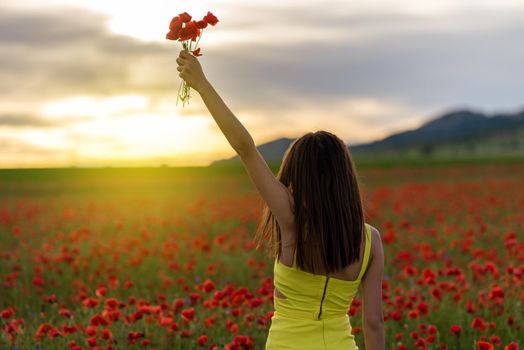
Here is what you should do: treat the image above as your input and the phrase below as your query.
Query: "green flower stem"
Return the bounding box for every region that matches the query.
[177,29,205,107]
[176,79,183,106]
[194,29,204,50]
[178,41,192,106]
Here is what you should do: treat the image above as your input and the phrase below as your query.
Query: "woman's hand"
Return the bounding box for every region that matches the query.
[176,50,209,93]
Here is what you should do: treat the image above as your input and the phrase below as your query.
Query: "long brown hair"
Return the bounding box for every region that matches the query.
[254,130,365,274]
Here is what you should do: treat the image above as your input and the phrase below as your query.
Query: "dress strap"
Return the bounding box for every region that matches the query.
[356,224,371,281]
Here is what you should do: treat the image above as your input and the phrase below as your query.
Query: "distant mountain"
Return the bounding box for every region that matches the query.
[350,109,524,155]
[211,137,295,166]
[210,109,524,165]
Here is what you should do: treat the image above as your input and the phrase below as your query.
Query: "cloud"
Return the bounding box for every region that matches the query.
[0,5,105,45]
[0,113,95,128]
[0,114,61,127]
[2,2,523,113]
[1,1,524,166]
[0,4,174,103]
[0,137,57,154]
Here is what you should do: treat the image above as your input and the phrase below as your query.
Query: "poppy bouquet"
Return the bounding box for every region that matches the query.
[166,11,219,107]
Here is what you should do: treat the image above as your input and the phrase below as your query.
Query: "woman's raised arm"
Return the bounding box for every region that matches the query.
[176,50,295,229]
[177,50,255,156]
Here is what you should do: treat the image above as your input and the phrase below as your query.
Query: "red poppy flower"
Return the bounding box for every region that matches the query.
[196,20,207,29]
[505,342,519,350]
[471,316,486,331]
[82,298,99,309]
[128,331,144,344]
[105,298,119,309]
[35,323,52,339]
[61,324,78,335]
[47,326,61,338]
[169,16,181,30]
[0,307,15,319]
[100,328,113,340]
[477,340,494,350]
[178,12,192,23]
[58,307,72,318]
[182,307,196,321]
[87,337,96,347]
[198,334,209,346]
[450,325,461,336]
[203,11,219,26]
[192,48,202,57]
[167,29,180,40]
[165,10,219,107]
[166,20,183,41]
[178,21,200,42]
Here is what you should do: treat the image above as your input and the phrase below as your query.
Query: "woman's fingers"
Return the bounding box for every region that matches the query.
[179,50,192,58]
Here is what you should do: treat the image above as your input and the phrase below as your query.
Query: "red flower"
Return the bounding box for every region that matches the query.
[82,298,99,309]
[178,21,200,42]
[35,323,52,339]
[100,328,113,340]
[167,15,184,41]
[47,326,61,338]
[471,316,486,331]
[202,278,214,291]
[105,298,120,309]
[505,342,519,350]
[95,287,106,297]
[477,340,494,350]
[489,336,501,346]
[85,325,96,337]
[196,20,207,29]
[90,314,108,326]
[166,30,177,40]
[159,316,173,327]
[489,286,504,300]
[173,298,185,311]
[178,12,192,23]
[203,11,219,26]
[61,323,78,335]
[450,324,461,336]
[0,307,15,319]
[169,16,181,30]
[417,302,429,315]
[198,334,209,346]
[128,331,144,344]
[58,307,72,318]
[166,25,183,41]
[182,307,196,321]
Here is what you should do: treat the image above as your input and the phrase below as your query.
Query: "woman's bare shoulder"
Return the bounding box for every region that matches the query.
[366,224,382,260]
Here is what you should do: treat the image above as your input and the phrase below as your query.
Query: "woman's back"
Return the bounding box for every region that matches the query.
[265,223,373,350]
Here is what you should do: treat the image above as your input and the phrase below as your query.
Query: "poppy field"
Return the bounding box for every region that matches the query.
[0,162,522,350]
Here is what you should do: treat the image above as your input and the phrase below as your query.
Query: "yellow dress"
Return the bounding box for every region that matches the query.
[265,223,371,350]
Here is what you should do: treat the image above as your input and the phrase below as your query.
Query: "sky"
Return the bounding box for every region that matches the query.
[1,0,523,167]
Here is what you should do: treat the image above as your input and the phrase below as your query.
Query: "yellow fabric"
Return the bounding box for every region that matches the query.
[265,223,371,350]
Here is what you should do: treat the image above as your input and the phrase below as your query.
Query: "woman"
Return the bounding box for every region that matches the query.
[176,50,385,350]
